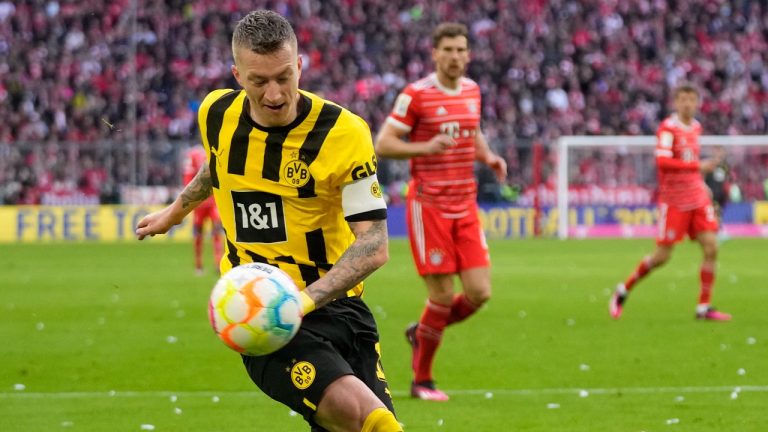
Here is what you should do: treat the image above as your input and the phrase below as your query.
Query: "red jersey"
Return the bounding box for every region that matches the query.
[183,147,207,185]
[183,146,217,213]
[387,73,481,215]
[654,115,711,210]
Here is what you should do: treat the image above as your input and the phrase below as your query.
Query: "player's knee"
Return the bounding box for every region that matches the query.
[466,287,491,306]
[651,249,671,267]
[425,275,454,304]
[361,408,402,432]
[316,376,388,432]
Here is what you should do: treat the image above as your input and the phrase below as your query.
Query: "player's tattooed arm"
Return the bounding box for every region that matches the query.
[135,163,212,240]
[304,219,389,308]
[181,164,213,209]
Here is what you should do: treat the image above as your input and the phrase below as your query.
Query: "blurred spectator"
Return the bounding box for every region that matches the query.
[2,0,768,203]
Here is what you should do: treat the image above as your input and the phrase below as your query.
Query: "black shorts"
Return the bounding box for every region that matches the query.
[242,296,394,431]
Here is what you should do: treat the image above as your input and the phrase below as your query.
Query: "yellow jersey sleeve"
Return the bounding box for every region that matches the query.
[327,112,379,188]
[314,110,386,220]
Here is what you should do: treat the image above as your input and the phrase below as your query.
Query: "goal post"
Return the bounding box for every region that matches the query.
[556,135,768,239]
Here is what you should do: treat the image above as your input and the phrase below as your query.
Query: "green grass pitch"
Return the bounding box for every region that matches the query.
[1,238,766,431]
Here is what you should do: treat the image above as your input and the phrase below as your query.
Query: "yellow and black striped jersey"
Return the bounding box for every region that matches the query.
[198,89,386,297]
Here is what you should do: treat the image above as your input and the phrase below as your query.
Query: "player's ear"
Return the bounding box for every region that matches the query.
[231,64,243,86]
[296,54,303,80]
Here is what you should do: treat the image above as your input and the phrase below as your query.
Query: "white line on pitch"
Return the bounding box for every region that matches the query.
[438,385,768,396]
[1,385,766,399]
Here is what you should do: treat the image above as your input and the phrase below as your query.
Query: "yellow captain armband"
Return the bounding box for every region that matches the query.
[299,291,316,316]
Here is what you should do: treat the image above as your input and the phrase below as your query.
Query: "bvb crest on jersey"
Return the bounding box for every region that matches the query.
[283,152,311,188]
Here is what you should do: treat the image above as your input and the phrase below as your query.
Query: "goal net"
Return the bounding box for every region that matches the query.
[555,136,768,239]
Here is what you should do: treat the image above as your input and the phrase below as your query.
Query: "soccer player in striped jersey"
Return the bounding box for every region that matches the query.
[375,23,507,401]
[609,84,731,321]
[136,10,402,432]
[182,145,223,275]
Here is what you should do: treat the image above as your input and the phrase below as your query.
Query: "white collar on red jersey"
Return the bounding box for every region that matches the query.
[430,73,463,96]
[670,113,700,131]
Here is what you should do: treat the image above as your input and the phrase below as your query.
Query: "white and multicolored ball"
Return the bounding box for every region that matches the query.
[208,263,302,356]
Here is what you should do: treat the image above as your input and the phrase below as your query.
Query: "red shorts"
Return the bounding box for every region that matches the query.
[193,198,220,228]
[406,198,490,276]
[656,202,718,245]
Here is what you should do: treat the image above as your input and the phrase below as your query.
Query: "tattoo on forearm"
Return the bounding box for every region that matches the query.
[341,220,387,261]
[310,220,388,306]
[181,164,212,209]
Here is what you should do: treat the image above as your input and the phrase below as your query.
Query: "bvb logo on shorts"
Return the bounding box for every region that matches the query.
[370,181,383,198]
[291,361,316,390]
[283,159,310,187]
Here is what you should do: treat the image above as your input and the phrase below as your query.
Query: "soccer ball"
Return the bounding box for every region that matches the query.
[208,263,302,356]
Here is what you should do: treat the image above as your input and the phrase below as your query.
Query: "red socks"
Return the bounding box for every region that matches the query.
[446,294,480,325]
[622,255,716,308]
[624,256,652,291]
[414,300,451,383]
[414,295,482,383]
[195,229,223,271]
[213,231,223,267]
[194,234,203,270]
[699,265,714,305]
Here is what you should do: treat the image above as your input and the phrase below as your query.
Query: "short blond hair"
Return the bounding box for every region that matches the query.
[232,10,296,56]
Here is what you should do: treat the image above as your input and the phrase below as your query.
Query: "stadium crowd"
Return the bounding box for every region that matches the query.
[2,0,768,204]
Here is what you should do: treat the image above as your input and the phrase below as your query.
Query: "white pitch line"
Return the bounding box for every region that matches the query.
[435,385,768,396]
[1,385,767,399]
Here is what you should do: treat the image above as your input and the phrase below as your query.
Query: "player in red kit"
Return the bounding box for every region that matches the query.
[375,23,507,401]
[183,146,223,275]
[609,84,730,321]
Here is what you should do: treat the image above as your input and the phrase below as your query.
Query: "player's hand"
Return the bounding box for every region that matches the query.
[424,134,456,155]
[701,147,725,173]
[135,206,182,240]
[713,146,726,162]
[700,159,718,173]
[486,154,507,182]
[712,147,726,166]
